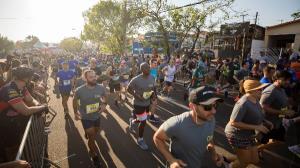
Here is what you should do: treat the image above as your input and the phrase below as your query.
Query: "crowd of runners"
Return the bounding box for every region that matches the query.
[0,48,300,168]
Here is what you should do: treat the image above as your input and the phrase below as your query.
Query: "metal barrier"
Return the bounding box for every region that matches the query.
[15,107,57,168]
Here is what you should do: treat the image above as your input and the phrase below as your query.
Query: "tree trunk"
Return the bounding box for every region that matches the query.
[189,27,201,56]
[157,18,170,57]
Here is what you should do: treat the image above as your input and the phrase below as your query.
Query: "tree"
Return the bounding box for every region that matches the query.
[59,37,83,52]
[140,0,235,56]
[291,11,300,20]
[15,35,40,49]
[81,0,144,55]
[0,34,14,56]
[139,0,172,56]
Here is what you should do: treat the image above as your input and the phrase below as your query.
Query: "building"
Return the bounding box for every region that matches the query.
[265,19,300,52]
[212,22,265,59]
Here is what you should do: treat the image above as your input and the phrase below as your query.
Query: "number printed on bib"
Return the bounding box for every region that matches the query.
[143,91,153,99]
[86,103,99,114]
[63,80,71,86]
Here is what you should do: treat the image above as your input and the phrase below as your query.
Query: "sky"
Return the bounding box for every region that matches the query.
[0,0,299,43]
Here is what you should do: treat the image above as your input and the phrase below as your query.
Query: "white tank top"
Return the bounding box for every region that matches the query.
[164,65,176,82]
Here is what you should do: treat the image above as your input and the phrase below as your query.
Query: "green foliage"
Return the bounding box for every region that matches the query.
[81,0,144,55]
[0,34,14,55]
[59,37,83,52]
[16,35,40,49]
[291,11,300,20]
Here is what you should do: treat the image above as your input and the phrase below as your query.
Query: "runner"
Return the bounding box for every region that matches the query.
[162,59,177,97]
[225,80,271,168]
[119,60,131,102]
[153,86,224,168]
[260,66,275,84]
[259,70,295,153]
[109,66,122,107]
[55,61,75,119]
[148,58,160,123]
[72,70,107,168]
[128,62,156,150]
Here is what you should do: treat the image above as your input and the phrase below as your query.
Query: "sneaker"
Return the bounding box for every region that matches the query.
[148,115,159,123]
[137,139,149,150]
[92,156,101,168]
[128,118,136,133]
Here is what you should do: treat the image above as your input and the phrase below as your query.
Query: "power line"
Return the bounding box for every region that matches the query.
[161,0,214,13]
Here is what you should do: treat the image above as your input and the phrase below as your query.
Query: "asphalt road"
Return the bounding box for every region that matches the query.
[46,77,300,168]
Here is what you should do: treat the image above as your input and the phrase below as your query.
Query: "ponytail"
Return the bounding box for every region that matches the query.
[239,79,246,95]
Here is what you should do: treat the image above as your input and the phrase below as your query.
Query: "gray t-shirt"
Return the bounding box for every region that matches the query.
[260,84,288,128]
[128,74,155,106]
[74,84,106,120]
[161,112,215,168]
[225,95,264,138]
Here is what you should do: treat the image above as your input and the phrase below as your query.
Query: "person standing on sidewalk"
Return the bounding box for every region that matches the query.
[128,62,156,150]
[153,86,224,168]
[72,70,107,167]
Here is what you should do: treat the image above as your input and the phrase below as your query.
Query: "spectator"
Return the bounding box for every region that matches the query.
[260,66,275,84]
[0,66,48,162]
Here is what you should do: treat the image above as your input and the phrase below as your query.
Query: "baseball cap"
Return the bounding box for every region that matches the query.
[189,86,223,105]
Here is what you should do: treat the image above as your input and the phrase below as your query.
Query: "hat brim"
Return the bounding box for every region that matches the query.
[199,97,223,105]
[246,83,269,92]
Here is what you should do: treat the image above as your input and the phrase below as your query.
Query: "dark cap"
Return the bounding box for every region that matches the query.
[189,86,223,105]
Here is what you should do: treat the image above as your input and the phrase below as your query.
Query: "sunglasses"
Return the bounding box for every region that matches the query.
[200,103,218,111]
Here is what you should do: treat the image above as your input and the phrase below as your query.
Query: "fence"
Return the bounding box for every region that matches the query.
[15,107,57,168]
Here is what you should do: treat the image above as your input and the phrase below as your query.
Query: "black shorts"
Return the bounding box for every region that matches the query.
[60,91,71,97]
[81,118,101,130]
[165,81,172,87]
[109,83,121,93]
[133,105,150,121]
[260,125,286,144]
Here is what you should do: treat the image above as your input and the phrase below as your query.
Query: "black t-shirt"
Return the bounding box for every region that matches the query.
[0,82,29,116]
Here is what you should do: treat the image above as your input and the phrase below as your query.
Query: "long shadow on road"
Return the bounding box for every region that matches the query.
[65,118,92,168]
[99,103,164,168]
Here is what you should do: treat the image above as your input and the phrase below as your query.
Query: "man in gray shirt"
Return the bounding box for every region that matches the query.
[153,86,224,168]
[128,62,156,150]
[260,70,294,144]
[73,70,107,168]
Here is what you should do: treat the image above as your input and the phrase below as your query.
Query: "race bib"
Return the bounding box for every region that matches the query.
[143,91,153,99]
[63,80,71,86]
[86,103,100,114]
[112,76,119,81]
[123,75,129,80]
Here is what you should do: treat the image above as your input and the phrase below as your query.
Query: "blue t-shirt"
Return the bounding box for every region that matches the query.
[260,77,271,84]
[69,60,78,71]
[57,70,75,91]
[150,68,158,79]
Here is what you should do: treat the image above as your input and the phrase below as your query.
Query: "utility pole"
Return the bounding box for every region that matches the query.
[241,13,248,63]
[241,14,248,23]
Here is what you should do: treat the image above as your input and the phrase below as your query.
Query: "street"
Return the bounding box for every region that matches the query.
[47,78,300,168]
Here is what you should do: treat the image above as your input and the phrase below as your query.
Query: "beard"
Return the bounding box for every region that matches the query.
[87,80,97,86]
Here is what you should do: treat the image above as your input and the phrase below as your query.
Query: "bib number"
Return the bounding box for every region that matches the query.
[143,91,153,99]
[86,103,99,114]
[63,80,71,86]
